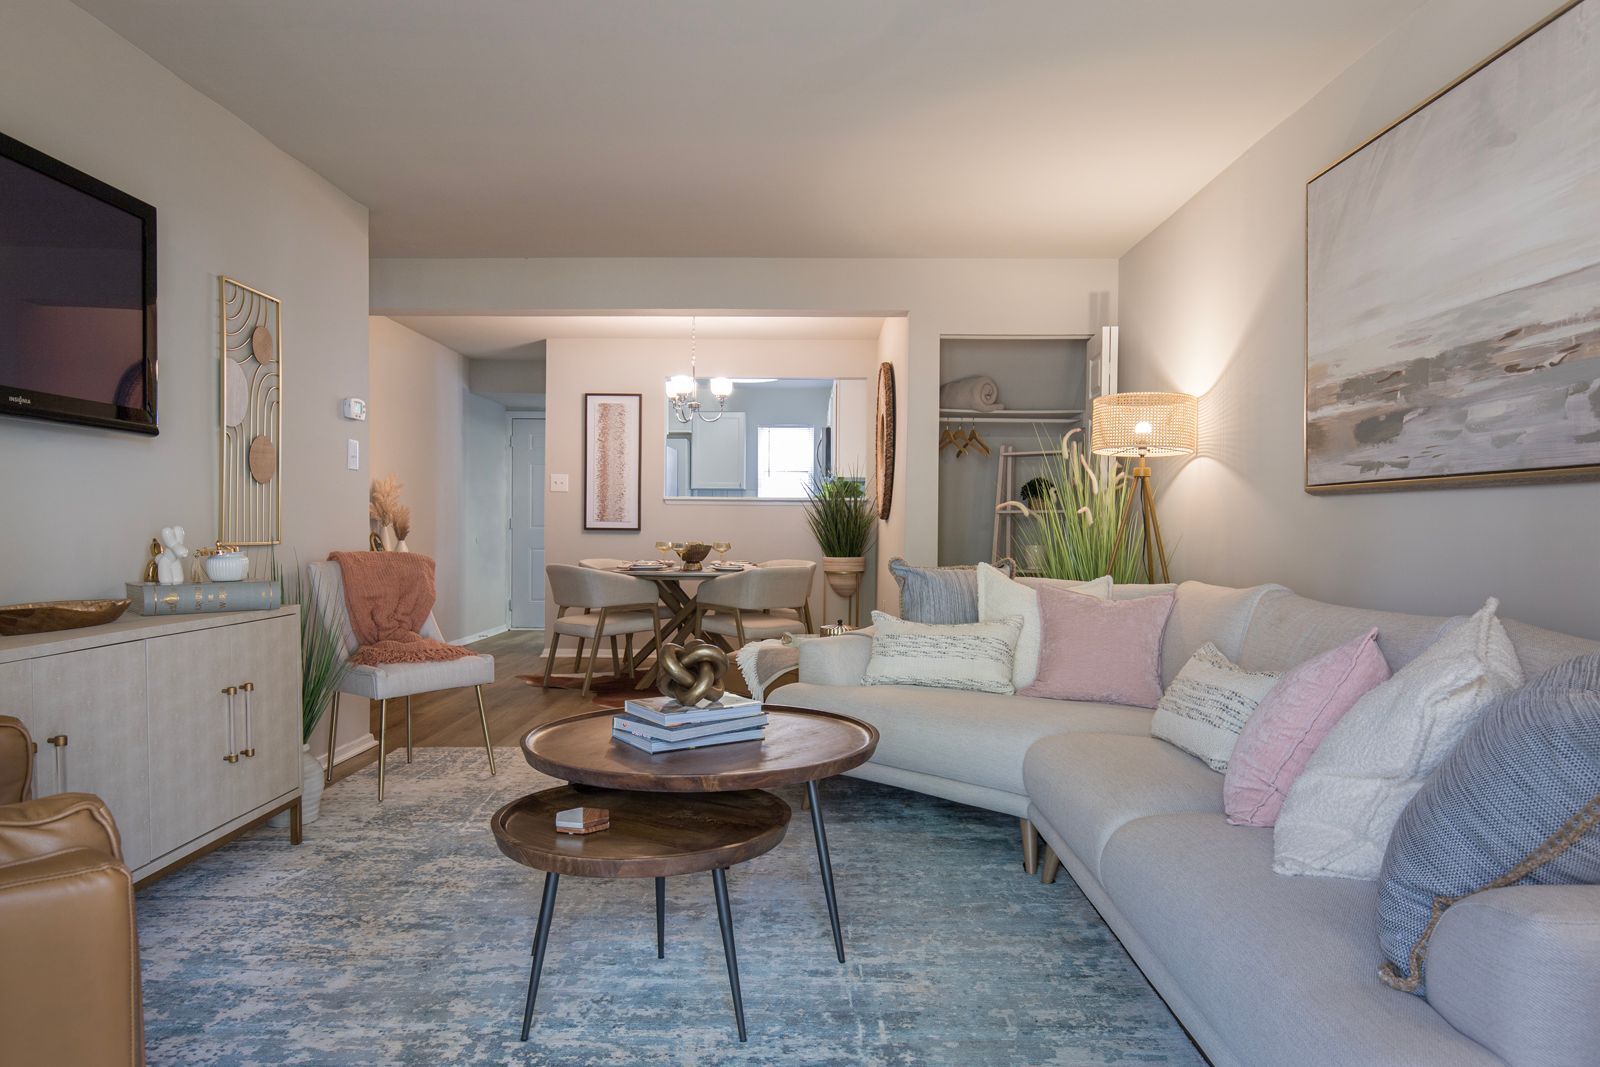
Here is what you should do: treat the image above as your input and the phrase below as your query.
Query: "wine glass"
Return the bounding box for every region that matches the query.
[654,540,673,563]
[712,541,732,565]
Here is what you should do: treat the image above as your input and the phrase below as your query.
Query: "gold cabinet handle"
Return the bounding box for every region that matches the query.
[46,735,67,792]
[239,682,256,757]
[222,687,240,763]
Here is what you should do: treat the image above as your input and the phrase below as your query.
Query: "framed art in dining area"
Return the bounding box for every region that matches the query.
[584,392,642,530]
[1305,0,1600,494]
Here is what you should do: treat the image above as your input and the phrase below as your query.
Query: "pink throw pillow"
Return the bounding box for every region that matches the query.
[1223,628,1390,827]
[1021,588,1175,708]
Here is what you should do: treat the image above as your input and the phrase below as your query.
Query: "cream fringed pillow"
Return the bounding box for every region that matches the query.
[1151,643,1280,771]
[862,611,1023,694]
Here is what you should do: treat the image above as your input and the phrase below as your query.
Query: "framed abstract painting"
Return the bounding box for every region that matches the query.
[583,393,641,530]
[1305,0,1600,493]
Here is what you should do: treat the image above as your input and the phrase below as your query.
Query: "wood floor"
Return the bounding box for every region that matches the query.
[327,630,732,784]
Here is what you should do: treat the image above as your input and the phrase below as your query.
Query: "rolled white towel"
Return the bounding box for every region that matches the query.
[940,375,1004,411]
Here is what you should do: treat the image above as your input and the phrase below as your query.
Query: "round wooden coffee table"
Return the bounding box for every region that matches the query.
[492,785,790,1042]
[523,706,878,964]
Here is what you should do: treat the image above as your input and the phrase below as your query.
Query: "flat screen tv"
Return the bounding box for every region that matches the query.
[0,130,157,434]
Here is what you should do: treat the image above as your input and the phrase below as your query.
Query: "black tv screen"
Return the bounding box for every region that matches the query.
[0,131,157,434]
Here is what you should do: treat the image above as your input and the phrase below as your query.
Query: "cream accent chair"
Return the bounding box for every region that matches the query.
[696,563,816,648]
[544,565,663,697]
[309,560,496,801]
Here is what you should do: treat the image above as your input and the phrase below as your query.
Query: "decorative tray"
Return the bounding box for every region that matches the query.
[0,599,132,638]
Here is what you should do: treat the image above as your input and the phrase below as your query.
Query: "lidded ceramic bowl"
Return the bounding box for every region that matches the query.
[204,550,250,582]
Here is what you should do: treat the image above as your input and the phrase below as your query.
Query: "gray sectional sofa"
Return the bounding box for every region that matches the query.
[772,581,1600,1067]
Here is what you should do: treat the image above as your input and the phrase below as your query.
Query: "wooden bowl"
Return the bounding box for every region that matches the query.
[0,599,132,638]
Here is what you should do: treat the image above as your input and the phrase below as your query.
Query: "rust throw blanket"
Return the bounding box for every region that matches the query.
[330,551,476,666]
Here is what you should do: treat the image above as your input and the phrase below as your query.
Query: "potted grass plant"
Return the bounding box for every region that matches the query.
[804,475,876,604]
[272,559,351,824]
[1005,429,1145,583]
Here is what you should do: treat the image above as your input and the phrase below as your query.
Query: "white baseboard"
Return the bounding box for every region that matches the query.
[455,624,509,645]
[319,735,378,771]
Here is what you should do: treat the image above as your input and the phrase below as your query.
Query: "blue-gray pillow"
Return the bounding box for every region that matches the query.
[888,558,1012,624]
[1377,651,1600,994]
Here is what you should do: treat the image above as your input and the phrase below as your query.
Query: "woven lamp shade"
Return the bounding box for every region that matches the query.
[1090,392,1198,458]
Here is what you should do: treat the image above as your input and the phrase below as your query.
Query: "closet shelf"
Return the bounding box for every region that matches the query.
[939,408,1083,424]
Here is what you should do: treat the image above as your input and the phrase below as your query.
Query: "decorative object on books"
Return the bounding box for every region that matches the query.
[219,276,282,548]
[1090,391,1197,584]
[0,598,131,637]
[584,392,642,530]
[493,785,791,1042]
[553,807,611,835]
[155,525,189,586]
[1020,587,1175,708]
[1274,600,1524,880]
[862,611,1023,695]
[521,706,877,966]
[1151,643,1281,772]
[999,428,1142,583]
[126,580,281,616]
[203,548,250,582]
[1224,629,1390,827]
[655,638,730,706]
[142,537,161,583]
[875,361,895,520]
[1377,651,1600,994]
[977,561,1110,690]
[1306,1,1600,493]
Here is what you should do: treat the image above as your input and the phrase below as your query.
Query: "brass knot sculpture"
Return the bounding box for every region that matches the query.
[656,638,730,706]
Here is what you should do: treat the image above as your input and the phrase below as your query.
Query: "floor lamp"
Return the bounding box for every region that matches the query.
[1090,392,1198,584]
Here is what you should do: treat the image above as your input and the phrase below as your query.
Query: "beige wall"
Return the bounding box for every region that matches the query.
[0,0,372,760]
[544,336,882,628]
[368,317,508,641]
[370,256,1120,589]
[1118,0,1599,639]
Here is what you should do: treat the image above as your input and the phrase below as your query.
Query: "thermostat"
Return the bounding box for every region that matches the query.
[341,397,367,421]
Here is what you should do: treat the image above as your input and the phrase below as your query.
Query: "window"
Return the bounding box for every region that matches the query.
[757,426,815,499]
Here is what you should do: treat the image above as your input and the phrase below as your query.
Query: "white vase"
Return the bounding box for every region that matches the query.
[268,745,324,828]
[821,555,866,599]
[395,540,410,553]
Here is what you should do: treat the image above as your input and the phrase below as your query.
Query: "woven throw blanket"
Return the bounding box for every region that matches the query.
[329,551,475,666]
[735,638,802,701]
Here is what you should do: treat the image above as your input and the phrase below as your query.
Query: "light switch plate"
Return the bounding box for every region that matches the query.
[346,439,360,470]
[550,473,570,492]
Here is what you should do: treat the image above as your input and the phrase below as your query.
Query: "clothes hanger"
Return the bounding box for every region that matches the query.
[967,423,990,456]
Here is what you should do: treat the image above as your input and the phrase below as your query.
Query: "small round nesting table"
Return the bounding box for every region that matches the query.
[492,785,790,1042]
[499,706,877,1042]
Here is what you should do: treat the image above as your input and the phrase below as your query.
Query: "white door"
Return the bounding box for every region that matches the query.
[509,415,546,629]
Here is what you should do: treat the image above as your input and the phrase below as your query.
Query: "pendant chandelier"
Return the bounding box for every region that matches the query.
[666,317,733,423]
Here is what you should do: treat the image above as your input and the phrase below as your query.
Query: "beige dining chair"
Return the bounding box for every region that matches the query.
[544,564,663,697]
[695,563,816,648]
[308,559,496,801]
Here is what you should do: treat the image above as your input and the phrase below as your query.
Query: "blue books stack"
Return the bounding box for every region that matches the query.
[611,695,767,754]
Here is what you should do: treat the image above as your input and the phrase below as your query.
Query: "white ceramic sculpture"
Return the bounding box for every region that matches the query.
[155,525,189,586]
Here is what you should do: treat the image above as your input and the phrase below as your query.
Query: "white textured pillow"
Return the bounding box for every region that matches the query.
[977,563,1111,689]
[1151,643,1280,771]
[862,610,1023,694]
[1273,599,1524,880]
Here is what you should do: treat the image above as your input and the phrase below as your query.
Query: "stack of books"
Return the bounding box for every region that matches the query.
[612,695,767,754]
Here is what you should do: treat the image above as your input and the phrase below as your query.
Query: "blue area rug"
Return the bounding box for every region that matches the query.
[137,747,1200,1065]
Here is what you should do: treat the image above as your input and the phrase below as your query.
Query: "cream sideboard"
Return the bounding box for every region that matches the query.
[0,607,302,883]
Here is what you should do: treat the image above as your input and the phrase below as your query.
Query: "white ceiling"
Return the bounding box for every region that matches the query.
[74,0,1429,258]
[394,314,887,357]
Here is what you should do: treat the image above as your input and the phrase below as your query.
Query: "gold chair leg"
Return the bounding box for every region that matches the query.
[324,692,341,785]
[624,633,635,684]
[1040,845,1061,885]
[377,698,388,802]
[540,633,560,692]
[733,609,747,650]
[1020,818,1039,875]
[475,684,496,775]
[405,695,414,764]
[610,635,622,680]
[574,638,586,673]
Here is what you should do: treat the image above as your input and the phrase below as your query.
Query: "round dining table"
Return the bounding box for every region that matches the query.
[614,563,753,687]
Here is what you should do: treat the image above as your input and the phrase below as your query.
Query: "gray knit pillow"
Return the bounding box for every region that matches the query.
[1377,652,1600,995]
[888,558,1013,624]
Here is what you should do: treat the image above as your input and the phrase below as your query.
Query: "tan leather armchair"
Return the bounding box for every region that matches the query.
[0,715,145,1065]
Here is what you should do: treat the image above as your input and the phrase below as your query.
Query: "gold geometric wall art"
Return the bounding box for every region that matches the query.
[219,276,282,547]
